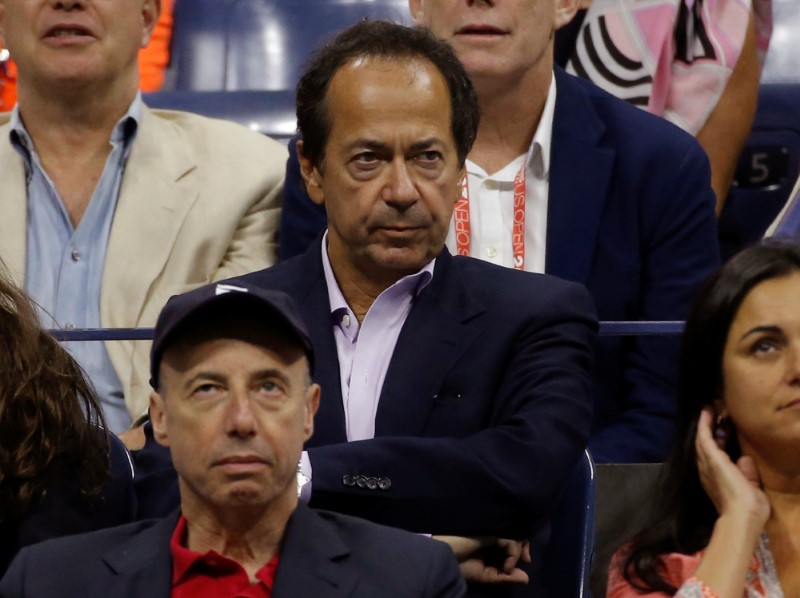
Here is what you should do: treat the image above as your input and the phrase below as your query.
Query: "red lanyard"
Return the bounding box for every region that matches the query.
[453,164,527,270]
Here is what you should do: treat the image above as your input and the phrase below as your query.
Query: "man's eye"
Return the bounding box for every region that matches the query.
[259,380,285,396]
[414,151,443,166]
[193,383,221,397]
[353,151,379,164]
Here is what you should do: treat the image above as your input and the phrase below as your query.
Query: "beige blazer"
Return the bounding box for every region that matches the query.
[0,106,287,418]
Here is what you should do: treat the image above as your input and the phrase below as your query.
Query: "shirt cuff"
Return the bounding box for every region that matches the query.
[297,450,312,503]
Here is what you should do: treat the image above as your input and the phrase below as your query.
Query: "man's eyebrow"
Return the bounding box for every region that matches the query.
[183,371,227,391]
[346,139,390,152]
[252,368,294,389]
[181,369,292,389]
[408,137,444,152]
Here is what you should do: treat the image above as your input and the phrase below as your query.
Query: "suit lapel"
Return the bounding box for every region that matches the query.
[86,513,177,597]
[0,120,29,285]
[292,242,348,447]
[273,505,356,598]
[376,251,485,436]
[546,68,615,286]
[100,106,199,330]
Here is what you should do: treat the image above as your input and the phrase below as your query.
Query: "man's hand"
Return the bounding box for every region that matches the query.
[433,536,531,584]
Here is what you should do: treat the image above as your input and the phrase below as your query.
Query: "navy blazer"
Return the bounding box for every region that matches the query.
[0,433,136,576]
[278,67,720,463]
[0,504,466,597]
[233,243,597,539]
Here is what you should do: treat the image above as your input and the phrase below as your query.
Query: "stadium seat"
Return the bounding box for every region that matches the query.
[541,450,596,598]
[718,83,800,259]
[168,0,412,92]
[717,0,800,259]
[143,90,297,143]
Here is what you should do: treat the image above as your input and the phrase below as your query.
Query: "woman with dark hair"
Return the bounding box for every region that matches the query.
[607,238,800,597]
[0,264,135,574]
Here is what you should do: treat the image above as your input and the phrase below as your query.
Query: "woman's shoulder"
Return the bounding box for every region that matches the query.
[607,534,780,598]
[606,543,703,598]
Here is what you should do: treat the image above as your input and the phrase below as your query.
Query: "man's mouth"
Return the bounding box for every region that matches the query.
[44,25,94,39]
[456,24,508,36]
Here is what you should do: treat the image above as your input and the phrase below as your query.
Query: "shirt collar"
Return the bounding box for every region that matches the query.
[464,71,557,181]
[531,71,557,179]
[170,514,280,588]
[320,230,435,320]
[8,91,144,166]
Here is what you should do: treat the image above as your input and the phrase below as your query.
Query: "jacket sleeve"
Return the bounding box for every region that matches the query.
[307,279,597,537]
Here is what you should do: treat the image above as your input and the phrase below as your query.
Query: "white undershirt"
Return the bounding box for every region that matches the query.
[445,72,556,274]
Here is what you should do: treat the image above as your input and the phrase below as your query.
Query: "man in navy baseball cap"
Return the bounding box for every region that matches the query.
[0,280,465,596]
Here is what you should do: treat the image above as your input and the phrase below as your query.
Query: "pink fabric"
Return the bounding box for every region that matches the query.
[606,534,782,597]
[607,549,703,598]
[567,0,773,135]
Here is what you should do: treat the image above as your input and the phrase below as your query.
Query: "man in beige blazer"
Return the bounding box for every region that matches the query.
[0,0,286,428]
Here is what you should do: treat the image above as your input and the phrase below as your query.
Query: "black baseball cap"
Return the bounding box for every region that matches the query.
[149,282,314,389]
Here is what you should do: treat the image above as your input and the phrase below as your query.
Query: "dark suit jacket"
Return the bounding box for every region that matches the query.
[278,67,720,463]
[0,504,466,597]
[0,433,136,576]
[233,243,597,539]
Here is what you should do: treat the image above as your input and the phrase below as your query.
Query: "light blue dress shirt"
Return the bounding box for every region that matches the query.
[9,95,142,433]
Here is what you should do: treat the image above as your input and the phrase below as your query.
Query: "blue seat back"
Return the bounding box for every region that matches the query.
[169,0,412,92]
[718,84,800,259]
[144,90,297,143]
[541,449,596,598]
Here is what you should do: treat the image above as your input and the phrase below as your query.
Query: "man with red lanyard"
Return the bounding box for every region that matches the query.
[410,0,722,463]
[0,283,465,597]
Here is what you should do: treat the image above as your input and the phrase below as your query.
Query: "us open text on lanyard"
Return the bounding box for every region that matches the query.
[453,149,533,271]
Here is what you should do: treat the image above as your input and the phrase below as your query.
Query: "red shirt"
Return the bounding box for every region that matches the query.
[170,516,280,598]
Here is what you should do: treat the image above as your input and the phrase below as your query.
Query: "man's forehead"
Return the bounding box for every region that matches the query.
[325,57,454,142]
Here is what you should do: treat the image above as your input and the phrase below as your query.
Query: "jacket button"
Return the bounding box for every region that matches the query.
[366,477,378,490]
[342,475,355,487]
[378,478,392,490]
[356,476,367,488]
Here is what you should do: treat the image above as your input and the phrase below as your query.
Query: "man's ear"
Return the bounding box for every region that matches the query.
[140,0,161,48]
[297,140,325,206]
[149,391,170,447]
[554,0,581,31]
[303,383,321,441]
[408,0,426,27]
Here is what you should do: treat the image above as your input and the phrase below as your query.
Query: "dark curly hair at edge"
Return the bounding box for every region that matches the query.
[0,261,109,525]
[622,238,800,593]
[296,19,480,170]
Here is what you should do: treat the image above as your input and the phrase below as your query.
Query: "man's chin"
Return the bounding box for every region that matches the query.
[370,246,438,274]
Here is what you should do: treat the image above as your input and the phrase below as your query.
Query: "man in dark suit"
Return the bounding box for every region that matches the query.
[279,1,721,463]
[232,20,597,595]
[0,283,465,597]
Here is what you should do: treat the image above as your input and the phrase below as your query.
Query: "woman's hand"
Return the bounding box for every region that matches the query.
[691,407,770,598]
[695,407,770,529]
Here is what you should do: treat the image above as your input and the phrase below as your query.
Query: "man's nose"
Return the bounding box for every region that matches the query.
[225,390,258,437]
[52,0,86,9]
[382,160,419,210]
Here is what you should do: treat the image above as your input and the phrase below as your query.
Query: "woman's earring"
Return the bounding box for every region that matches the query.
[714,414,729,441]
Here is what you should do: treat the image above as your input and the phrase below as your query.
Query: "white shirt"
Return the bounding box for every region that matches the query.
[445,72,557,274]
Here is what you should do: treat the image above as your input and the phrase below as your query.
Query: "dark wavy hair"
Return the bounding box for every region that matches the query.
[0,263,109,524]
[622,239,800,593]
[296,19,480,169]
